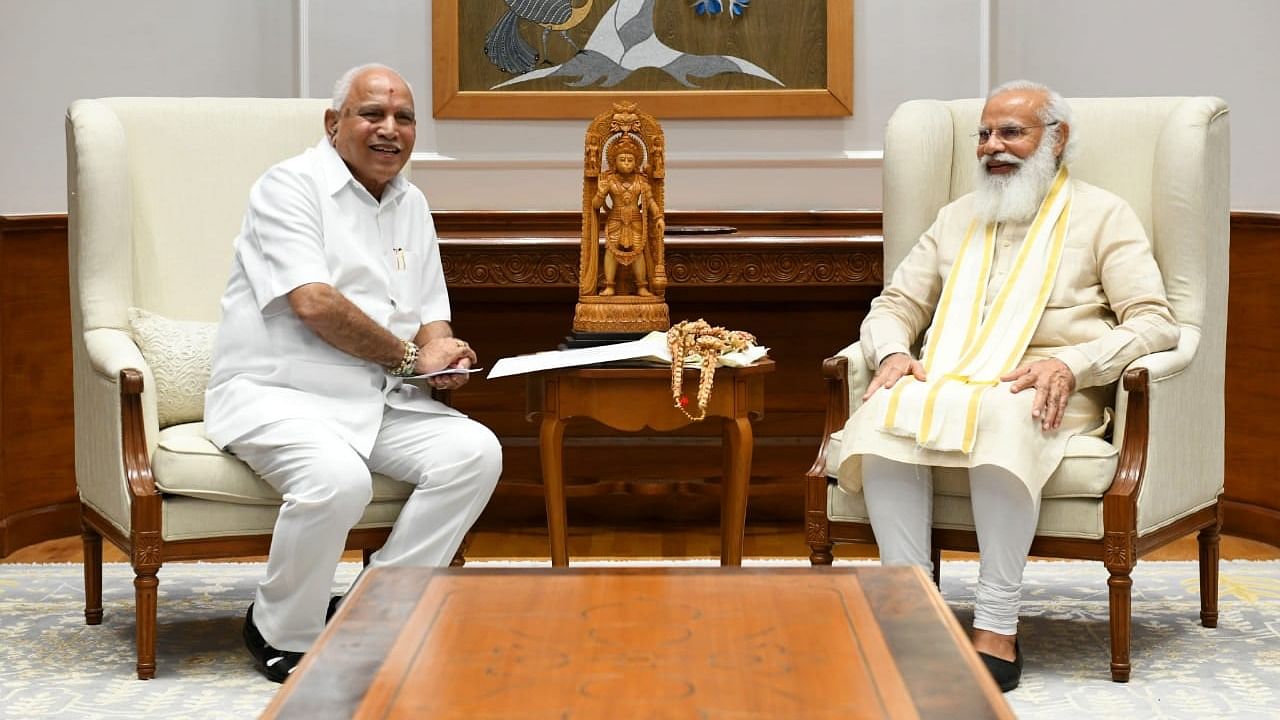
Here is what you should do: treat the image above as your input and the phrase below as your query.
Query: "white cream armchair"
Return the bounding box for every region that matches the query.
[66,98,424,679]
[806,96,1230,682]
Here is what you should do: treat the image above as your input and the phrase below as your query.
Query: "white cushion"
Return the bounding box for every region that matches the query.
[823,429,1118,500]
[152,422,414,506]
[828,484,1106,540]
[161,496,404,542]
[128,307,217,427]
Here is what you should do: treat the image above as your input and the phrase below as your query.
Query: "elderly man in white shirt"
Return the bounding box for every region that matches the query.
[204,63,501,683]
[836,80,1180,692]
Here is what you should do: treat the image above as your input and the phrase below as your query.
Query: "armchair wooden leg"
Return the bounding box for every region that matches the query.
[82,524,103,625]
[1198,522,1221,628]
[804,500,833,565]
[808,542,834,565]
[931,548,942,588]
[134,566,159,680]
[1106,567,1133,682]
[362,548,374,567]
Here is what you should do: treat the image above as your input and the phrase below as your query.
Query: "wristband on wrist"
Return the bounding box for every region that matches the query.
[389,339,419,376]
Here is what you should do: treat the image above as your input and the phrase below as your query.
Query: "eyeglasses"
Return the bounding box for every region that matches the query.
[972,121,1059,145]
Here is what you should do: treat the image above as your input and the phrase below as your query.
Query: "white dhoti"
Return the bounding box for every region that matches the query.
[229,409,501,652]
[839,374,1110,496]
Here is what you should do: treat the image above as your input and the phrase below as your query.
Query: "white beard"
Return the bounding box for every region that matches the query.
[973,139,1060,224]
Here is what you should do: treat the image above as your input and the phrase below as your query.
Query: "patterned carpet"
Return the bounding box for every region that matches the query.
[0,560,1276,719]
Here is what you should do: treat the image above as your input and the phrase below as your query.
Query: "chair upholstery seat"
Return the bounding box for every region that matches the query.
[153,422,414,506]
[827,481,1107,540]
[823,429,1118,499]
[822,430,1116,539]
[159,494,405,542]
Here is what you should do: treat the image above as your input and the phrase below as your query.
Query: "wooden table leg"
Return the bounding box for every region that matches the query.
[539,415,569,567]
[720,415,753,566]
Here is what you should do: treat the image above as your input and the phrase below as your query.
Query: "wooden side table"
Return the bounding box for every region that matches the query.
[527,360,774,566]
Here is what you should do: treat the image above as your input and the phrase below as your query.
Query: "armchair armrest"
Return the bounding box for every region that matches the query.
[839,341,873,417]
[807,341,868,478]
[73,327,161,536]
[1122,330,1198,385]
[84,326,147,381]
[118,368,162,537]
[1110,327,1223,535]
[1112,327,1201,446]
[83,325,160,451]
[1104,343,1188,505]
[1103,367,1150,507]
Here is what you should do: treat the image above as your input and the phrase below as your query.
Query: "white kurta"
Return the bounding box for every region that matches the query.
[205,139,461,457]
[837,179,1180,495]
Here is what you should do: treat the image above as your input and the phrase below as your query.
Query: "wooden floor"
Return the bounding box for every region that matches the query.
[4,523,1278,564]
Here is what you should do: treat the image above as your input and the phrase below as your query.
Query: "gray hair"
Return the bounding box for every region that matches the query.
[330,63,415,110]
[988,79,1077,166]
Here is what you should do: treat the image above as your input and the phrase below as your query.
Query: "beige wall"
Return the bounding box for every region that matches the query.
[0,0,295,214]
[2,0,1276,214]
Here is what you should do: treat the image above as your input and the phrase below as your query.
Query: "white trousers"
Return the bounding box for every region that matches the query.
[861,455,1041,635]
[229,409,502,651]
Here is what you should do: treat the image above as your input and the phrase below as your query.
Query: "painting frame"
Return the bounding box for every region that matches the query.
[431,0,853,119]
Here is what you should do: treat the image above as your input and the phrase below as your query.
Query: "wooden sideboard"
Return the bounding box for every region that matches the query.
[1222,213,1280,545]
[2,210,1278,555]
[434,211,883,527]
[0,215,79,555]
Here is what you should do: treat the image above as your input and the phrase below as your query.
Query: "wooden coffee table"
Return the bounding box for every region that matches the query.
[262,566,1013,719]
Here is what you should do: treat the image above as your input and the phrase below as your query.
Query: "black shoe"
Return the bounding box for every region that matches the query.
[243,603,304,683]
[325,595,344,623]
[978,640,1023,692]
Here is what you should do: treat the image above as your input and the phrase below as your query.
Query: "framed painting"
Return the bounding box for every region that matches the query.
[432,0,852,119]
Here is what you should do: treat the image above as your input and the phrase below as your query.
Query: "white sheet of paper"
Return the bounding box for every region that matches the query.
[487,333,668,379]
[404,367,485,379]
[487,332,768,379]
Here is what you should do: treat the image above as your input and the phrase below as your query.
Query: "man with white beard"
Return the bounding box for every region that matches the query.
[835,80,1180,691]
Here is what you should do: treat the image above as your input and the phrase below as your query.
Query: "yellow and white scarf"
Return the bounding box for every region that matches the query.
[880,167,1072,453]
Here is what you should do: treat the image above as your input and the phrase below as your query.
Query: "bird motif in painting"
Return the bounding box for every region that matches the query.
[484,0,595,75]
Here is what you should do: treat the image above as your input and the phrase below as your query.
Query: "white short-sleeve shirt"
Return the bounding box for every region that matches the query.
[205,139,460,456]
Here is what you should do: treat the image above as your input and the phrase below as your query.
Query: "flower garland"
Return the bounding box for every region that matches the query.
[666,319,756,421]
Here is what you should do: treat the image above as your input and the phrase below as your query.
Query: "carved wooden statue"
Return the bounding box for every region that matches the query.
[574,101,669,335]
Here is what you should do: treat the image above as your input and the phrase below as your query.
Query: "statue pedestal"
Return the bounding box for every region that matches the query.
[572,294,669,335]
